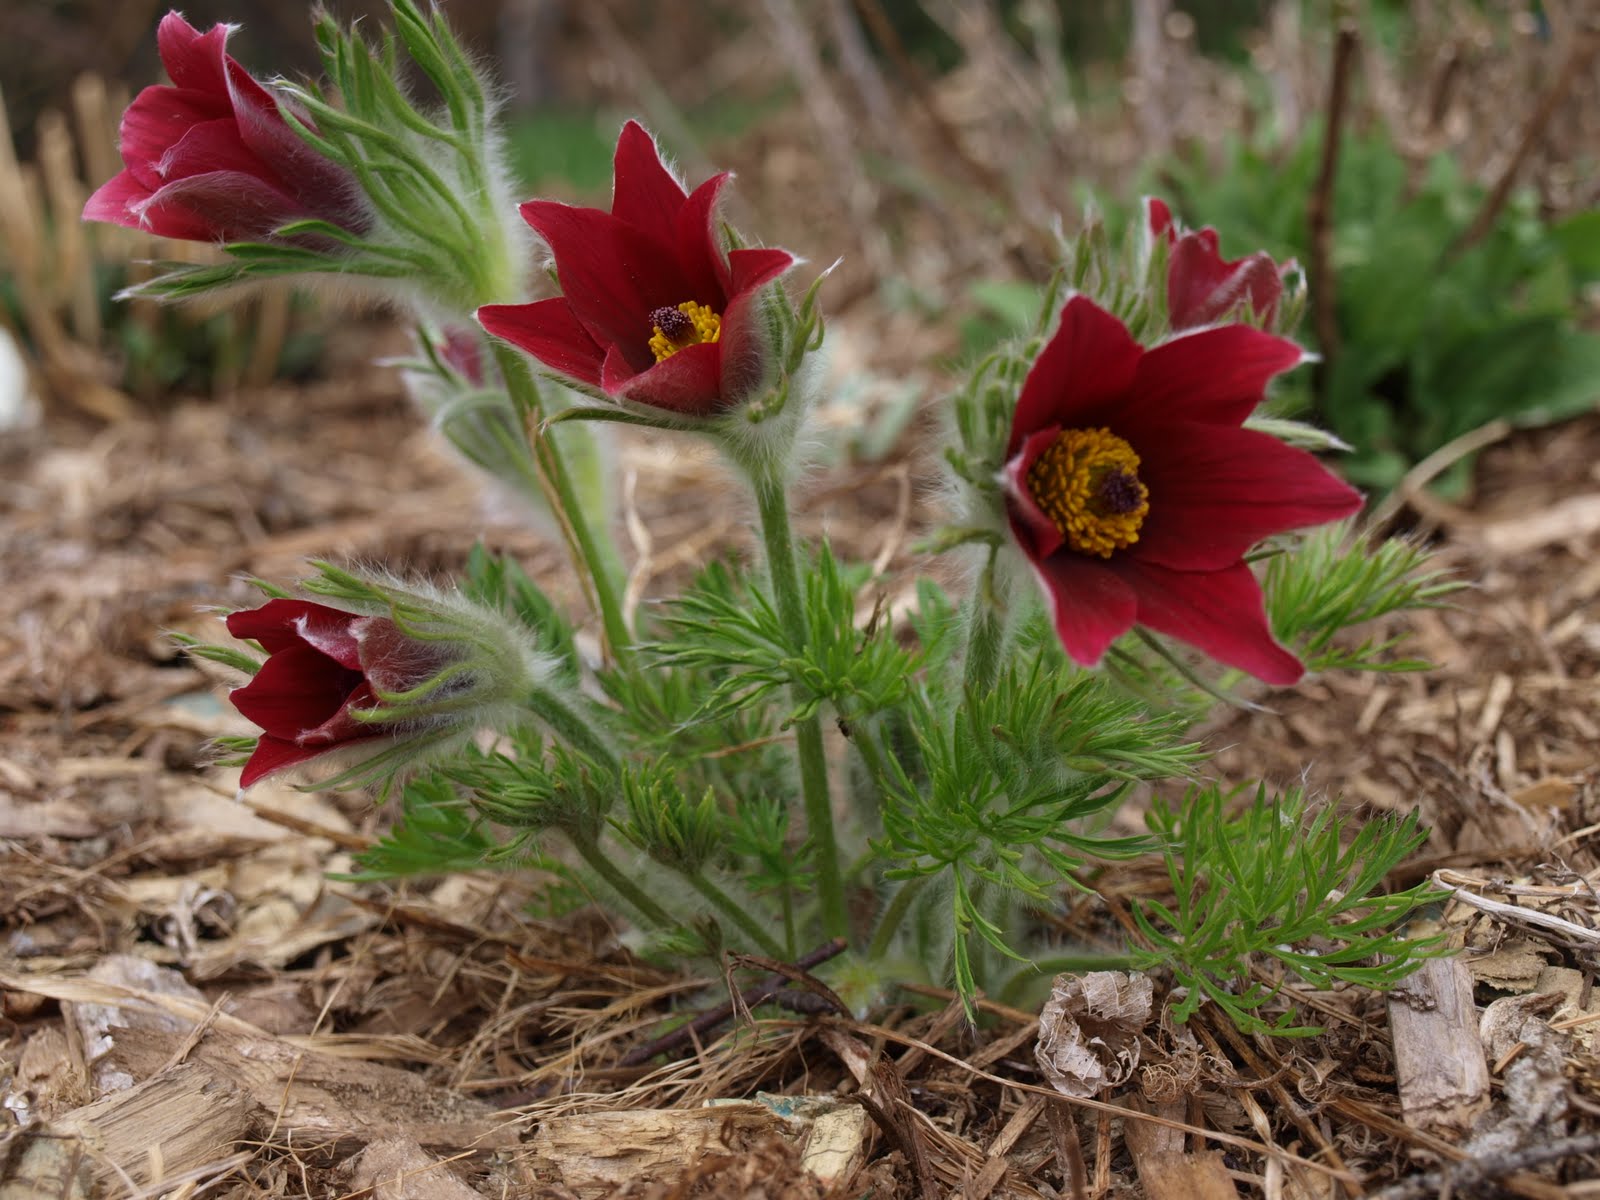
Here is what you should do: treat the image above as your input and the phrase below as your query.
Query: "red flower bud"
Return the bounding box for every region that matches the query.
[83,13,367,244]
[1147,197,1291,332]
[225,599,455,787]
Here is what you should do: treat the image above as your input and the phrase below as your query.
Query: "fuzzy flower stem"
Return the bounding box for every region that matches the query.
[490,344,632,661]
[962,555,1007,698]
[526,683,620,776]
[750,467,849,944]
[682,872,788,958]
[567,828,678,930]
[867,876,931,960]
[780,882,798,960]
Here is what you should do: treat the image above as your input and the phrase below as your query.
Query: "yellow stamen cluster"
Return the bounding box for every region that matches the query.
[1026,427,1150,559]
[648,300,722,363]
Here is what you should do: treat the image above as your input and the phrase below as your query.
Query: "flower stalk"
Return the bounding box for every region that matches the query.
[567,827,679,930]
[682,872,788,958]
[750,466,849,943]
[491,344,632,661]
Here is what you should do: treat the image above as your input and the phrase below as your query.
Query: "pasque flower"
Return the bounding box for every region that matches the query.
[1147,198,1289,331]
[225,598,460,787]
[1003,296,1361,684]
[83,12,366,243]
[478,121,797,417]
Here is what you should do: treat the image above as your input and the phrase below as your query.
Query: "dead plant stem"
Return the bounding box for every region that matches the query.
[1308,22,1357,395]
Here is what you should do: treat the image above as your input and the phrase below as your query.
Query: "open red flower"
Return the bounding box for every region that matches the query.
[226,599,453,787]
[83,12,366,243]
[1147,197,1290,332]
[1003,296,1361,684]
[478,121,796,417]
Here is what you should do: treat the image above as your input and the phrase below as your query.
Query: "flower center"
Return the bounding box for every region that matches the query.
[1025,427,1150,559]
[648,301,721,363]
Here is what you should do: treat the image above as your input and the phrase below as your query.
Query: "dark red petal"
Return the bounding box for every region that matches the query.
[598,343,642,392]
[140,170,309,242]
[1146,196,1174,239]
[1121,324,1304,431]
[1007,296,1142,457]
[156,12,230,95]
[609,120,688,244]
[1002,426,1067,559]
[83,171,158,230]
[1029,553,1139,669]
[607,341,723,416]
[229,642,365,740]
[727,247,797,296]
[520,200,687,368]
[296,680,382,745]
[712,254,795,409]
[354,617,449,693]
[128,193,235,241]
[1241,254,1285,320]
[227,599,356,655]
[219,49,279,118]
[672,172,732,302]
[292,608,364,670]
[224,64,363,230]
[238,734,333,788]
[160,118,273,180]
[1169,241,1283,331]
[1133,423,1364,571]
[478,298,606,386]
[117,85,230,188]
[1121,559,1304,685]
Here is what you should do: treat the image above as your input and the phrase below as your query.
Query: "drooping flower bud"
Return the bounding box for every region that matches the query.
[1146,197,1298,332]
[89,3,530,316]
[219,569,567,790]
[83,13,368,245]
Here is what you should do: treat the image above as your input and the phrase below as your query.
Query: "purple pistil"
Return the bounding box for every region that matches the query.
[1094,469,1145,515]
[649,305,693,342]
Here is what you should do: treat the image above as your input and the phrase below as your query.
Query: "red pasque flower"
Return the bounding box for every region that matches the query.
[478,121,796,417]
[1002,296,1362,684]
[83,13,366,243]
[226,599,454,787]
[1147,197,1290,332]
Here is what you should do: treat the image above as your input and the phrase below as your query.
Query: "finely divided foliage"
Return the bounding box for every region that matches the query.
[103,2,1451,1033]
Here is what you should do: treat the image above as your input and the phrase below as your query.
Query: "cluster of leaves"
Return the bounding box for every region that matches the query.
[344,537,1449,1027]
[1132,784,1446,1035]
[1157,126,1600,491]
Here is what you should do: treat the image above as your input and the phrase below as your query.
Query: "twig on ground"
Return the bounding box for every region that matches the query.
[1434,869,1600,946]
[1367,418,1513,529]
[619,938,848,1066]
[1367,1131,1600,1200]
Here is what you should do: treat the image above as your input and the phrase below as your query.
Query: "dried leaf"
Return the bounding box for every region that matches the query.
[1035,971,1154,1098]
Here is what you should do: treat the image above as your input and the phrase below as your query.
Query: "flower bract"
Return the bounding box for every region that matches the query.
[226,598,455,786]
[83,12,367,244]
[1147,197,1290,331]
[478,120,796,417]
[1003,296,1362,684]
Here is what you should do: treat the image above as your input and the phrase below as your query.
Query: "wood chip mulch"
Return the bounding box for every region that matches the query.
[4,346,1600,1198]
